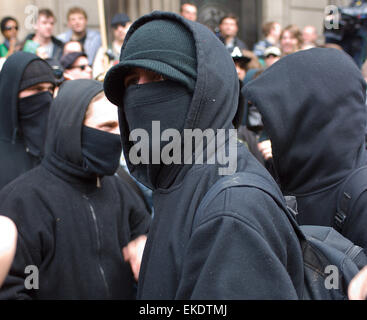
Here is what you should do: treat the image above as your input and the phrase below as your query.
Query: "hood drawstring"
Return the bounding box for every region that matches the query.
[97,176,101,188]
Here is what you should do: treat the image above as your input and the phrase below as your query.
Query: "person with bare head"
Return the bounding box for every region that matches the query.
[280,24,303,56]
[218,14,247,54]
[23,9,64,62]
[0,17,20,58]
[253,21,282,60]
[57,7,101,65]
[302,25,318,50]
[180,2,198,22]
[62,40,84,56]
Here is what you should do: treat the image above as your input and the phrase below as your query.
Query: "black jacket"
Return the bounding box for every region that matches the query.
[107,12,304,299]
[0,52,46,190]
[243,48,367,248]
[0,80,151,300]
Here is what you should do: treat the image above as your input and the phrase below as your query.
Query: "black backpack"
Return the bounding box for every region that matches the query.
[334,165,367,234]
[194,172,367,300]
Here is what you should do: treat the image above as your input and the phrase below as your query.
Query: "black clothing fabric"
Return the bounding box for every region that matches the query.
[0,79,151,299]
[0,52,53,190]
[105,12,304,299]
[237,125,264,166]
[243,48,367,248]
[104,19,198,107]
[19,59,56,91]
[123,80,192,189]
[81,125,122,176]
[124,80,191,136]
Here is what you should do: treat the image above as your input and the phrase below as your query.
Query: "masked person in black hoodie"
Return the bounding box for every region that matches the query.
[103,11,304,299]
[243,48,367,249]
[0,51,56,190]
[0,79,151,299]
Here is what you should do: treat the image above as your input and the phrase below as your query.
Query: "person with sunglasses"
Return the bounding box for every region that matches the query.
[0,16,19,58]
[60,51,93,80]
[93,13,132,80]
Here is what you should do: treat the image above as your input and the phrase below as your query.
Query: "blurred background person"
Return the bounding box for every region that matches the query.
[60,51,92,80]
[217,14,247,54]
[57,7,101,66]
[253,21,282,64]
[280,24,303,56]
[231,47,251,82]
[0,16,20,58]
[264,46,281,68]
[22,9,64,62]
[180,2,198,22]
[302,25,318,50]
[62,40,84,56]
[93,13,131,80]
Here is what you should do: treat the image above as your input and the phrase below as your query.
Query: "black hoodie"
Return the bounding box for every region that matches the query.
[0,79,151,299]
[105,12,304,299]
[0,52,52,190]
[243,48,367,248]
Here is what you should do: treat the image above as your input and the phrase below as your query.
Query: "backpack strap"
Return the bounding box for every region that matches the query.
[193,172,305,240]
[335,166,367,233]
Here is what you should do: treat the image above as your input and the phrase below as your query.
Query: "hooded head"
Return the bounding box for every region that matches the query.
[243,48,367,196]
[104,11,240,190]
[0,52,56,156]
[44,79,122,182]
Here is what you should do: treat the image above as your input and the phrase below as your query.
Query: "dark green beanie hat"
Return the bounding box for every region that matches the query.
[104,19,197,106]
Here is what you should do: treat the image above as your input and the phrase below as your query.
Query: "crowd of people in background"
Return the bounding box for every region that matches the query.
[0,3,339,166]
[0,3,330,86]
[1,2,367,301]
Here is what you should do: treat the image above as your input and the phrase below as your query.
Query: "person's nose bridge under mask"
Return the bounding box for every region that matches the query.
[81,125,122,176]
[123,80,192,136]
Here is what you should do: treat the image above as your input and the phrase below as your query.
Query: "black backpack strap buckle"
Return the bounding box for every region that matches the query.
[334,210,347,232]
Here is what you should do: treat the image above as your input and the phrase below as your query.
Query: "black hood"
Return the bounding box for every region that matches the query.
[243,48,367,196]
[104,11,239,190]
[0,52,56,189]
[0,51,50,143]
[43,79,104,181]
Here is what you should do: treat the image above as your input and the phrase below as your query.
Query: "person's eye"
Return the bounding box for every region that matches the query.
[124,75,139,88]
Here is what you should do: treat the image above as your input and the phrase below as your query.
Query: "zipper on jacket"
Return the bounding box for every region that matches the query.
[83,194,110,298]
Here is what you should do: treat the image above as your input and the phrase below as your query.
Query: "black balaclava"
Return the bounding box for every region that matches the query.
[18,91,53,157]
[81,125,122,176]
[43,79,123,183]
[18,59,56,157]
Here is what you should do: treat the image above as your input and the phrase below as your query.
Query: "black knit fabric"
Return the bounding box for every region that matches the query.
[19,59,56,91]
[104,19,197,107]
